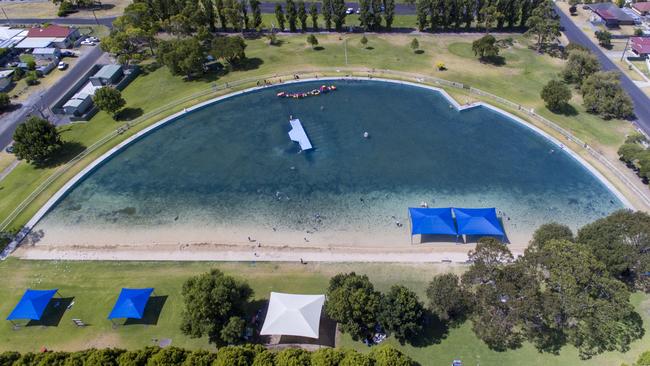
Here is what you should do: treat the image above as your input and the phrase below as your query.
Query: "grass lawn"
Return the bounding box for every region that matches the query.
[0,33,634,236]
[0,258,647,366]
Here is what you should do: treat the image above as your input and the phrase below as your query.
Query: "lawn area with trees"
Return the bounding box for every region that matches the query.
[0,211,648,365]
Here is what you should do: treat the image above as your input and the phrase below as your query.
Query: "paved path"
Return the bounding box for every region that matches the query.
[0,46,106,149]
[555,4,650,134]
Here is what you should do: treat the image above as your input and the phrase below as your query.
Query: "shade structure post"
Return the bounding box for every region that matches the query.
[408,208,413,245]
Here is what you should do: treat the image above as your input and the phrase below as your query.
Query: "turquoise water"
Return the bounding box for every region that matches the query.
[35,80,623,242]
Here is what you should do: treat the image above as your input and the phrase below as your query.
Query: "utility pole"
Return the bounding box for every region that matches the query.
[91,9,100,26]
[1,8,12,26]
[621,37,630,62]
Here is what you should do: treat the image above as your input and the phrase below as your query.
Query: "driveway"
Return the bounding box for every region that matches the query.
[555,4,650,134]
[0,46,106,149]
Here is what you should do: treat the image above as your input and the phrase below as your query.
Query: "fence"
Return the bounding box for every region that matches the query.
[2,68,650,235]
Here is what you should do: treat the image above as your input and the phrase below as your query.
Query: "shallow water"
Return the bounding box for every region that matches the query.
[35,80,623,242]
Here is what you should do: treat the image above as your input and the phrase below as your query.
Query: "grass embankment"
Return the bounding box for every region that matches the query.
[0,34,633,235]
[0,259,647,366]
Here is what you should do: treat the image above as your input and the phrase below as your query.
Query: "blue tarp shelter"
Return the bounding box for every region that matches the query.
[6,289,58,321]
[408,208,457,236]
[108,288,154,320]
[453,208,505,238]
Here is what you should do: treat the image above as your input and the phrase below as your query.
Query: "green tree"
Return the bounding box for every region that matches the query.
[93,86,126,119]
[322,0,333,30]
[360,35,368,47]
[84,349,125,366]
[286,0,298,31]
[562,50,600,85]
[213,346,255,366]
[307,34,319,48]
[117,347,160,366]
[636,351,650,366]
[332,0,347,31]
[0,351,21,366]
[157,37,206,79]
[410,37,419,52]
[146,347,188,366]
[297,0,308,31]
[379,285,424,343]
[310,348,345,366]
[211,36,247,65]
[0,92,10,111]
[325,272,381,341]
[12,116,62,166]
[462,237,513,286]
[215,0,228,30]
[339,350,372,366]
[359,0,372,30]
[240,0,250,30]
[100,31,141,65]
[181,350,216,366]
[12,66,24,81]
[527,222,574,253]
[526,0,561,52]
[384,0,395,30]
[275,4,286,30]
[180,269,253,345]
[369,345,413,366]
[426,273,470,322]
[309,2,319,30]
[581,71,634,120]
[595,30,612,48]
[275,348,311,366]
[480,4,502,33]
[540,79,572,112]
[471,34,499,61]
[415,0,429,31]
[26,59,36,71]
[618,143,644,164]
[25,71,39,86]
[532,240,643,358]
[577,210,650,291]
[250,0,262,29]
[252,350,275,366]
[220,316,246,344]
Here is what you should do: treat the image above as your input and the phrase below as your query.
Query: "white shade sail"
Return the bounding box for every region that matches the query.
[260,292,325,338]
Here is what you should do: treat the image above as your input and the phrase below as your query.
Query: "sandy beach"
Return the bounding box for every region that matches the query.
[14,222,532,262]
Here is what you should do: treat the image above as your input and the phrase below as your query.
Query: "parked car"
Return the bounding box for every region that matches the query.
[80,39,95,46]
[356,9,360,14]
[60,50,76,57]
[5,145,14,154]
[57,61,68,70]
[345,7,354,14]
[88,36,100,42]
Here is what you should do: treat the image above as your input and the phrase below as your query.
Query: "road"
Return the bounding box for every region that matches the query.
[555,4,650,134]
[0,46,105,149]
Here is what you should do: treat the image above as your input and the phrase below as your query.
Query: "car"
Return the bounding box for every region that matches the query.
[345,7,354,14]
[57,61,68,70]
[88,36,100,42]
[60,50,76,57]
[5,145,14,154]
[80,39,95,46]
[355,9,360,14]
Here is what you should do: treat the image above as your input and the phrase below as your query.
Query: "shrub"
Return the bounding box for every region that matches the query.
[25,71,39,85]
[275,348,311,366]
[540,79,572,112]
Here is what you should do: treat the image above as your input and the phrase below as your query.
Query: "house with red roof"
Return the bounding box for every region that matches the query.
[16,25,79,49]
[632,1,650,16]
[631,37,650,58]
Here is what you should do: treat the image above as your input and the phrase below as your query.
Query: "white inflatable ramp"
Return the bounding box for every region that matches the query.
[288,118,313,151]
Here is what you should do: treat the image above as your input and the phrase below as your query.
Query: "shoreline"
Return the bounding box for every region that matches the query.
[3,77,633,260]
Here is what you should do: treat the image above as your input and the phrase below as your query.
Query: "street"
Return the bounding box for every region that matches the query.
[0,46,106,149]
[555,4,650,135]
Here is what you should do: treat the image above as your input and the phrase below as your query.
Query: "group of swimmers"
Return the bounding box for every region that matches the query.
[276,85,337,99]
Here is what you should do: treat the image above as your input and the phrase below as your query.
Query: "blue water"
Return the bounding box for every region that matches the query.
[36,80,623,241]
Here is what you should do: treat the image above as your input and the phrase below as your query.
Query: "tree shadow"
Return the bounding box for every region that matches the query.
[38,141,86,168]
[313,46,325,51]
[408,311,450,347]
[116,107,143,121]
[480,55,506,66]
[557,104,578,116]
[22,229,44,246]
[27,297,74,327]
[0,103,22,114]
[365,46,374,50]
[233,57,264,71]
[414,50,425,54]
[140,62,161,76]
[123,296,168,326]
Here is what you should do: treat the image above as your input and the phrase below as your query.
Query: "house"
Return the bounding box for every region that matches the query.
[631,37,650,58]
[89,65,123,86]
[63,92,93,116]
[0,26,27,49]
[589,3,636,27]
[16,25,79,49]
[632,1,650,16]
[32,48,61,61]
[0,69,14,91]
